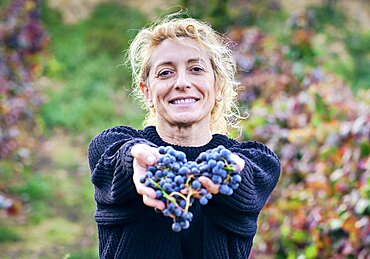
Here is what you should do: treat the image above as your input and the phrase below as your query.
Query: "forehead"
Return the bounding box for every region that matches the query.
[150,37,211,67]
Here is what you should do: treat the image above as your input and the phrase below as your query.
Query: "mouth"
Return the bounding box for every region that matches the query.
[169,97,199,105]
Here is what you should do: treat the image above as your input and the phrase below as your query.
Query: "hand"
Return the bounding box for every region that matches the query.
[131,144,165,210]
[198,153,245,195]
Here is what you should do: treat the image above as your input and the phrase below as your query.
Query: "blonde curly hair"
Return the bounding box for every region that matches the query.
[127,13,241,135]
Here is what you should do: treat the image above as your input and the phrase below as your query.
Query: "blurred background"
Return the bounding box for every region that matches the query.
[0,0,369,258]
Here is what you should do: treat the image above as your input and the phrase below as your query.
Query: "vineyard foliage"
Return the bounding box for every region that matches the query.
[0,0,48,160]
[0,0,49,213]
[0,0,369,258]
[228,21,370,259]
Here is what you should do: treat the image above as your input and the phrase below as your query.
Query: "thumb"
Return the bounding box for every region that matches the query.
[231,154,244,171]
[131,144,159,166]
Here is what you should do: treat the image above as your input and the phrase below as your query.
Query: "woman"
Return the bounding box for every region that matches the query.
[88,14,280,259]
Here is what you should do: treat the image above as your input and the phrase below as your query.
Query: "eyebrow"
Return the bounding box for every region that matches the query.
[154,58,208,68]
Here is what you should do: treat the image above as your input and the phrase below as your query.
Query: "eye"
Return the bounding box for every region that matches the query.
[157,69,174,78]
[190,66,205,74]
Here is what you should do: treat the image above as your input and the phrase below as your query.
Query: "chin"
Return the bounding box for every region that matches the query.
[169,113,210,128]
[173,120,196,127]
[170,114,197,124]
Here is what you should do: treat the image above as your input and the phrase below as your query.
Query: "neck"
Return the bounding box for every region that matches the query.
[156,124,212,147]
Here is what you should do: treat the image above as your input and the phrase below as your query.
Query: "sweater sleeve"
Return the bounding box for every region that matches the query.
[201,140,281,238]
[88,126,156,224]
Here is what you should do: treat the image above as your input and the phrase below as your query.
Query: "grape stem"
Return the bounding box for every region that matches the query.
[148,178,179,207]
[148,178,196,213]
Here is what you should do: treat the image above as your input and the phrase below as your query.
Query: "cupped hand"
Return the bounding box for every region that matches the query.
[131,144,165,210]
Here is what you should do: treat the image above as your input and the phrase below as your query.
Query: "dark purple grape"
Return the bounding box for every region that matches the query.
[192,180,201,189]
[139,177,146,183]
[232,174,242,184]
[158,146,166,154]
[174,175,184,185]
[178,166,190,175]
[219,184,230,195]
[172,222,182,232]
[176,152,186,162]
[155,190,163,198]
[179,199,186,209]
[184,212,193,221]
[163,209,171,217]
[212,175,222,184]
[180,220,190,229]
[199,196,208,205]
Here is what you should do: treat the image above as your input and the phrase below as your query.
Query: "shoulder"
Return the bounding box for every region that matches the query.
[213,135,279,161]
[90,126,141,145]
[215,135,275,155]
[233,140,277,156]
[88,125,143,151]
[229,139,280,167]
[95,125,141,138]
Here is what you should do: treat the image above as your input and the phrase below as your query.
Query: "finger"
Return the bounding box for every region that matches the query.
[132,159,146,185]
[135,182,156,198]
[143,194,165,210]
[191,192,201,199]
[180,188,189,195]
[131,144,160,166]
[231,153,245,171]
[136,144,160,158]
[198,176,219,194]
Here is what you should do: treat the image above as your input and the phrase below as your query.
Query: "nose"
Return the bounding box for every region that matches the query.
[174,70,191,90]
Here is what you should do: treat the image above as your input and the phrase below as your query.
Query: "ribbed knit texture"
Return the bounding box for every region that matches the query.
[88,125,281,259]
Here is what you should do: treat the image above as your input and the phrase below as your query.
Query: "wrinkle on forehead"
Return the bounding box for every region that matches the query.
[147,37,212,75]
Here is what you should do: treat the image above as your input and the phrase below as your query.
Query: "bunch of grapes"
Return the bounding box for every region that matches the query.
[140,145,242,232]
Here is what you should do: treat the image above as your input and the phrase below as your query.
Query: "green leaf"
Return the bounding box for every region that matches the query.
[291,230,308,243]
[305,244,318,258]
[360,141,370,157]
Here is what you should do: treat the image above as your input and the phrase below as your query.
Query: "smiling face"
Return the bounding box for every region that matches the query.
[141,37,218,131]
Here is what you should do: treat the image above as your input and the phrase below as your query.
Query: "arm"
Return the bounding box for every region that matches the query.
[200,141,281,237]
[88,127,157,222]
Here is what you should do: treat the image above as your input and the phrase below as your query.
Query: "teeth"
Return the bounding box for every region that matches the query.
[173,98,196,104]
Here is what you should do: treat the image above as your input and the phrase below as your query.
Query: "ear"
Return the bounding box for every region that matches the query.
[140,82,151,99]
[140,82,154,108]
[214,82,222,100]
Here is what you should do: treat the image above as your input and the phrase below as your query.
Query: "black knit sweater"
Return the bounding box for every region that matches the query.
[88,126,281,259]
